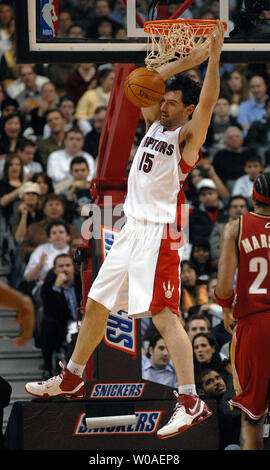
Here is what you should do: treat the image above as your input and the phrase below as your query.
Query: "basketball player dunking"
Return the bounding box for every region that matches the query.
[25,21,224,439]
[215,171,270,450]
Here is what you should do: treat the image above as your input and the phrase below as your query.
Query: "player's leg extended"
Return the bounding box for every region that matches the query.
[152,307,194,385]
[240,412,266,450]
[70,298,110,366]
[25,298,109,398]
[152,307,212,439]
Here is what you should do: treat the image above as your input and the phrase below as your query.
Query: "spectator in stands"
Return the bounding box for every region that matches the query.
[232,154,264,202]
[54,156,92,231]
[14,64,48,116]
[66,0,95,32]
[220,68,250,118]
[40,253,83,378]
[83,105,106,159]
[192,332,228,379]
[195,152,230,200]
[190,238,213,284]
[29,81,59,137]
[180,260,209,322]
[237,75,268,133]
[141,331,178,389]
[0,96,18,122]
[0,153,24,225]
[65,63,97,104]
[204,95,242,152]
[37,108,66,167]
[47,127,95,187]
[18,193,79,263]
[0,112,23,160]
[212,126,254,191]
[0,16,15,81]
[244,97,270,154]
[51,95,91,137]
[57,10,73,37]
[209,195,249,269]
[86,0,121,38]
[6,64,48,101]
[67,24,85,38]
[30,171,53,206]
[185,313,211,343]
[196,368,241,450]
[24,219,71,285]
[183,164,208,208]
[12,181,43,243]
[189,178,225,244]
[16,138,42,180]
[0,2,13,46]
[75,65,115,120]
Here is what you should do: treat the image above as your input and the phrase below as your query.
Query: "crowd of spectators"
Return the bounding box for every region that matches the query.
[1,0,270,449]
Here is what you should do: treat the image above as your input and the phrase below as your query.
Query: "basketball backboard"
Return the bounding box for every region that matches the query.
[14,0,270,64]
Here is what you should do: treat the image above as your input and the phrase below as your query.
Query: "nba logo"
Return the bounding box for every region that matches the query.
[40,0,59,38]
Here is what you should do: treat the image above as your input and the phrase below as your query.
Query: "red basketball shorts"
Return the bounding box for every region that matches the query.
[230,311,270,419]
[88,217,183,318]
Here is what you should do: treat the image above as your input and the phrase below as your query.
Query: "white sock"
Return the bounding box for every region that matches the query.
[67,360,85,377]
[178,384,197,396]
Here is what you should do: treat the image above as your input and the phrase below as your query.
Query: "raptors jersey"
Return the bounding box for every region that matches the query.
[233,212,270,320]
[123,121,200,226]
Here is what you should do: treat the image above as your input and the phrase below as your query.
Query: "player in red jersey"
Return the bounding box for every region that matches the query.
[215,171,270,450]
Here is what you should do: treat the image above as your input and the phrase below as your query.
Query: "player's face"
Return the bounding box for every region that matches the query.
[160,90,193,129]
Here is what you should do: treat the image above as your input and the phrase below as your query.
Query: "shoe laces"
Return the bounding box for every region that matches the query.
[167,390,185,423]
[44,362,65,385]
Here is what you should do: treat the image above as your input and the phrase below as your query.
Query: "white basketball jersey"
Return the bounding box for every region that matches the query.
[124,121,198,224]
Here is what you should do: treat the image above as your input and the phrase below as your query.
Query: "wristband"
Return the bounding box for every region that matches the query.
[214,289,234,308]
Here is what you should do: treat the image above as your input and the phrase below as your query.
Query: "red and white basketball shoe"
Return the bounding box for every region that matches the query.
[157,392,212,439]
[25,362,85,398]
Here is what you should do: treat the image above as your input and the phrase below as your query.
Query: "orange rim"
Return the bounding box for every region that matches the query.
[144,19,227,36]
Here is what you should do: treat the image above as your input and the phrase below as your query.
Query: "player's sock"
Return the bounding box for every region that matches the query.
[67,360,85,377]
[178,384,197,396]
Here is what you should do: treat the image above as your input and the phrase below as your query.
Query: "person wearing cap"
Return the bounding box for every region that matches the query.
[189,178,226,244]
[12,181,43,243]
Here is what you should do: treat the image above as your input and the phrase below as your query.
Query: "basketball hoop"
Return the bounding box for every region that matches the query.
[144,19,227,70]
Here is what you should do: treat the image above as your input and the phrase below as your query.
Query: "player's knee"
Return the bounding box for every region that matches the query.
[85,297,109,318]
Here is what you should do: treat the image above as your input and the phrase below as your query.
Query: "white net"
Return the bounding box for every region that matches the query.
[144,20,214,70]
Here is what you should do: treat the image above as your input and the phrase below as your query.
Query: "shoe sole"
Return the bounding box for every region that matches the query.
[24,386,85,399]
[157,410,213,439]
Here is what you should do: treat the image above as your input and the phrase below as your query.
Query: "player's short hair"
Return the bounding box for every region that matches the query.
[253,171,270,207]
[165,74,201,108]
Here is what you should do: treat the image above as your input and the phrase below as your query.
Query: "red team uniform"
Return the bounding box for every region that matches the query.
[230,212,270,419]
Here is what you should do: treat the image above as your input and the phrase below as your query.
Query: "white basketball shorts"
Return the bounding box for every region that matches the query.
[88,217,182,318]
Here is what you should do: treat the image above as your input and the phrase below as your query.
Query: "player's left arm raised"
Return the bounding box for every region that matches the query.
[180,20,224,167]
[141,32,211,131]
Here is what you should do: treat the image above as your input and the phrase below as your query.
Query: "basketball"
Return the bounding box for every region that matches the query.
[124,67,165,108]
